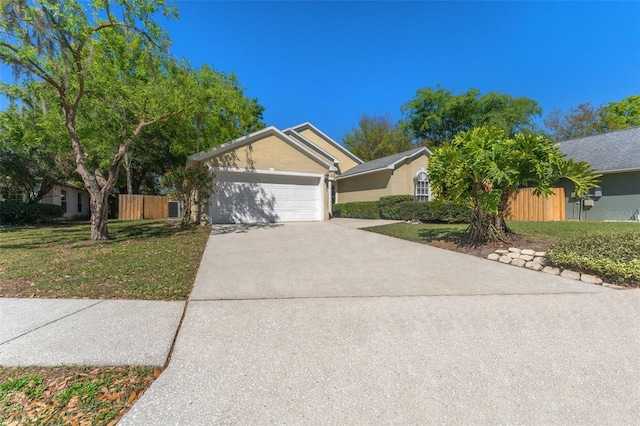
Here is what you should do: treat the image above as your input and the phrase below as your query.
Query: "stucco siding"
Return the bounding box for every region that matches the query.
[337,154,429,203]
[559,171,640,221]
[40,185,90,219]
[297,129,360,173]
[205,135,328,175]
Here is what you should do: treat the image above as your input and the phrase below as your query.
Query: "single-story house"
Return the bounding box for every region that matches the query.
[1,181,90,220]
[186,122,431,223]
[39,182,91,219]
[557,126,640,221]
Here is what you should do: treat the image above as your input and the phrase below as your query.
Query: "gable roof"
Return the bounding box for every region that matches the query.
[186,126,334,169]
[282,128,340,165]
[337,147,431,180]
[291,122,364,165]
[558,126,640,173]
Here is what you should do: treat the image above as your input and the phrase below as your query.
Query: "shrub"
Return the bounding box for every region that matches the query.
[395,201,434,222]
[0,200,65,224]
[333,201,380,219]
[378,195,414,219]
[431,202,471,224]
[548,232,640,285]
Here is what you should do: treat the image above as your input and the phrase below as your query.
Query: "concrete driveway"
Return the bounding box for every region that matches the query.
[121,221,639,425]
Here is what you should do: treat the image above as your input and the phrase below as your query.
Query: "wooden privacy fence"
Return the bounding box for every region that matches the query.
[118,195,168,220]
[505,187,565,222]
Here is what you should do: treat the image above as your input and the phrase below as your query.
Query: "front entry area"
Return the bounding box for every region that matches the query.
[210,171,322,223]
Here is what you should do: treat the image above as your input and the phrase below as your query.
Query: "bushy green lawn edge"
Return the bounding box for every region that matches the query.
[548,232,640,285]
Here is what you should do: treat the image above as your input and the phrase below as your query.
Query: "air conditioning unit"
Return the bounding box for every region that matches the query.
[168,200,183,220]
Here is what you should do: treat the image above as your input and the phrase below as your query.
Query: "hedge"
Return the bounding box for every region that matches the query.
[0,200,65,224]
[548,232,640,285]
[332,201,381,219]
[333,198,470,224]
[378,195,414,219]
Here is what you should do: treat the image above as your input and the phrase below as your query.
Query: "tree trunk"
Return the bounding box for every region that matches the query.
[124,152,133,195]
[89,189,111,240]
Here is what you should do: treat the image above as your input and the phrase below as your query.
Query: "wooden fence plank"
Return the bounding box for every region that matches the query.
[118,195,168,220]
[505,187,565,221]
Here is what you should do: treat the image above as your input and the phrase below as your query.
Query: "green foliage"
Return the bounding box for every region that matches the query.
[431,201,471,224]
[160,165,213,226]
[548,233,640,285]
[333,202,381,219]
[0,200,64,224]
[395,201,433,222]
[402,85,541,146]
[543,102,607,141]
[543,95,640,140]
[601,94,640,130]
[335,197,470,223]
[342,114,415,161]
[378,195,414,219]
[428,126,599,243]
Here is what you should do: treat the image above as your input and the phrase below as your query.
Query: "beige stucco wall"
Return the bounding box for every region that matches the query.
[203,134,332,221]
[205,134,329,176]
[337,153,429,204]
[297,128,360,173]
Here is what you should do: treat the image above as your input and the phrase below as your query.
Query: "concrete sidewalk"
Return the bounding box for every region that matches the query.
[0,298,184,366]
[121,222,640,424]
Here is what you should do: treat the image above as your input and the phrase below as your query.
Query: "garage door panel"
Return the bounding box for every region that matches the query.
[211,172,322,223]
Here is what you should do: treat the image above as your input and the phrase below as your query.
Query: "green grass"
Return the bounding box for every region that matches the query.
[367,220,640,246]
[507,220,640,241]
[0,220,211,300]
[364,222,467,245]
[366,220,640,286]
[0,366,160,425]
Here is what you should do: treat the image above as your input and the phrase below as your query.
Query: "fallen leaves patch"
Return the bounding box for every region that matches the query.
[0,366,161,425]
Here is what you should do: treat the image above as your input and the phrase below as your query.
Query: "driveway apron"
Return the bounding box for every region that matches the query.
[121,222,639,425]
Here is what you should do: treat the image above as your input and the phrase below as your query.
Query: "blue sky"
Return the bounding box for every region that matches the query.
[162,1,640,141]
[1,1,639,143]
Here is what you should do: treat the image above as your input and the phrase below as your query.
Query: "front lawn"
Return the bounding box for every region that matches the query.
[0,220,211,300]
[366,220,640,286]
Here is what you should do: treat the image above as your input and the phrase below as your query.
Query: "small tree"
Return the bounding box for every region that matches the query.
[428,126,600,245]
[342,114,414,161]
[161,165,213,227]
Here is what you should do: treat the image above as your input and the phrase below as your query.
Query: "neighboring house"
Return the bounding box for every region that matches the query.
[557,126,640,221]
[40,182,91,220]
[186,122,432,224]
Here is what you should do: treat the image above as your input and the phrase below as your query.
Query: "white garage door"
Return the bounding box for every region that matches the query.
[210,171,322,223]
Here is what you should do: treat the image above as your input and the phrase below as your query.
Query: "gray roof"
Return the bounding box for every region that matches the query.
[338,147,429,179]
[557,127,640,173]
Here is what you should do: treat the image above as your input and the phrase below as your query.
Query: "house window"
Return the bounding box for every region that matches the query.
[77,193,83,213]
[331,181,337,205]
[61,190,67,212]
[414,169,430,202]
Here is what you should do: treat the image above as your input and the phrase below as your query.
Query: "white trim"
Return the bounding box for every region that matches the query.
[188,126,334,169]
[336,147,431,181]
[595,168,640,175]
[291,122,364,164]
[210,166,324,179]
[283,128,341,165]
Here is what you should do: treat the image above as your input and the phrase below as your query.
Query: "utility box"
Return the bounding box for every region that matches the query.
[583,199,594,207]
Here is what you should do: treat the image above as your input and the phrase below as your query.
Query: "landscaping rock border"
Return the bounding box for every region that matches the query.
[485,247,625,288]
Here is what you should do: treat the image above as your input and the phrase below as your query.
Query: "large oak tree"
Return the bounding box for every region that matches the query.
[0,0,191,240]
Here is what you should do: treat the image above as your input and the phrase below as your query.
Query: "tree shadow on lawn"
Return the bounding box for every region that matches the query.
[0,220,195,250]
[416,226,465,244]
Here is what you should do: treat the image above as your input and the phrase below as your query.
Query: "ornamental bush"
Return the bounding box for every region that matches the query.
[378,195,414,219]
[332,201,381,219]
[0,200,65,224]
[548,232,640,285]
[395,201,434,222]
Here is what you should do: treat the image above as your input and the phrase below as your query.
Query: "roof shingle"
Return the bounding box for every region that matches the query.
[558,127,640,173]
[338,147,427,178]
